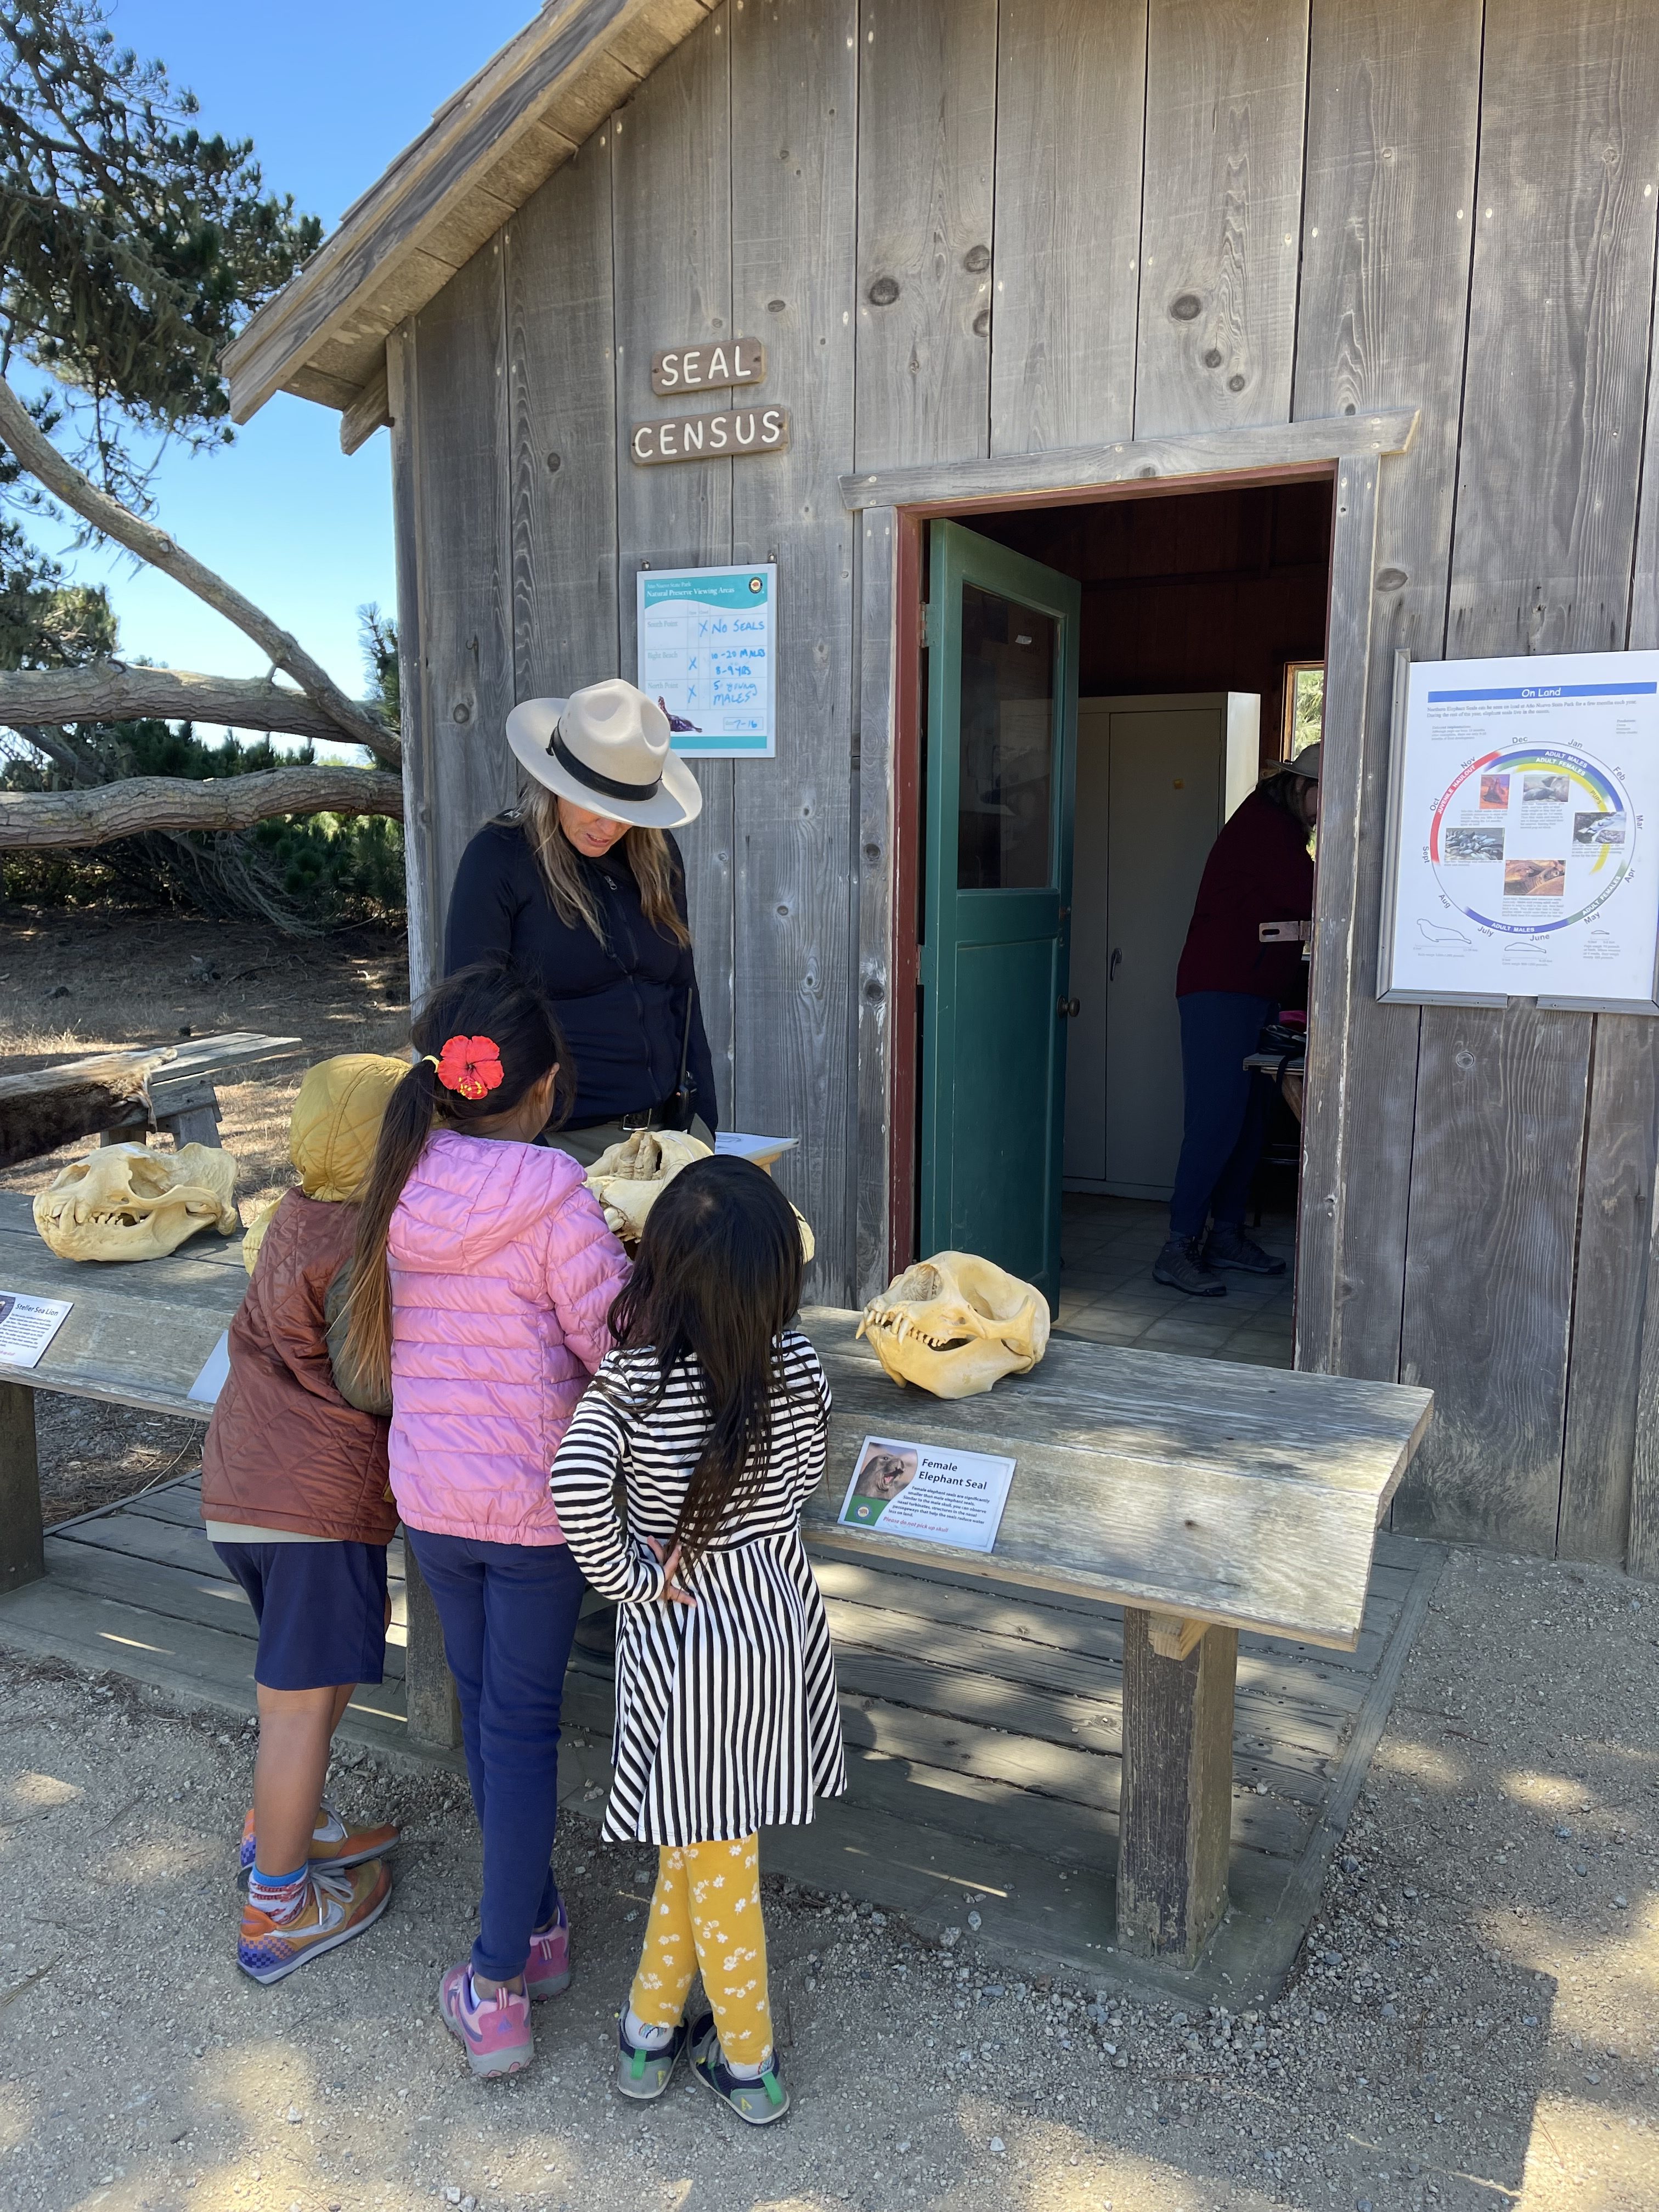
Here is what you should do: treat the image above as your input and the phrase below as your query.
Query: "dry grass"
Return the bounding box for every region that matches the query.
[0,901,410,1520]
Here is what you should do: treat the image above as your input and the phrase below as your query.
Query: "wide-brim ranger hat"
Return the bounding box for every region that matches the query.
[506,679,703,830]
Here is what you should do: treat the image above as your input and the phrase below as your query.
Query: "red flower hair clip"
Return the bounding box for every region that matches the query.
[433,1034,505,1102]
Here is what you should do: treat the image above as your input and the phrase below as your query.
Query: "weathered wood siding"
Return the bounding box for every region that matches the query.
[395,0,1659,1568]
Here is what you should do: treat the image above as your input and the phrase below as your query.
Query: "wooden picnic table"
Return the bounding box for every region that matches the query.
[0,1191,1432,1966]
[0,1030,302,1164]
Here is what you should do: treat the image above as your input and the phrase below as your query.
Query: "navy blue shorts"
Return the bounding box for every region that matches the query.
[213,1540,388,1692]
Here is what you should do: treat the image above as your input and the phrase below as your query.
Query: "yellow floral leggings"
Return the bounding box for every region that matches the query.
[628,1835,772,2067]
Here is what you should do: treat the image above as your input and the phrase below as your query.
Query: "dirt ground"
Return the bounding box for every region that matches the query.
[0,903,410,1524]
[0,1546,1654,2212]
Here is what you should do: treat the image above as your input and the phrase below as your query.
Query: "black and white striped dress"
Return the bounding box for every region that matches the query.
[549,1329,847,1846]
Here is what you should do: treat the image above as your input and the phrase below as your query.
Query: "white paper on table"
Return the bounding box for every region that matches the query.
[0,1291,71,1371]
[187,1330,232,1404]
[713,1132,799,1166]
[836,1434,1018,1555]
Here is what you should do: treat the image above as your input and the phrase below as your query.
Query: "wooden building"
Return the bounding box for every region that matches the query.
[225,0,1659,1577]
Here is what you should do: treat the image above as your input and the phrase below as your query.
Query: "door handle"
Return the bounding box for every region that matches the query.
[1057,996,1081,1018]
[1109,948,1123,981]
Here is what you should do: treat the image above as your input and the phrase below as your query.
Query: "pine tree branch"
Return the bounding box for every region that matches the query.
[12,720,99,785]
[0,766,404,848]
[0,662,358,746]
[0,375,400,768]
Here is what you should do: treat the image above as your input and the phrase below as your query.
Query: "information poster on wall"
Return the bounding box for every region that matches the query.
[836,1435,1017,1555]
[636,563,776,759]
[1379,651,1659,1013]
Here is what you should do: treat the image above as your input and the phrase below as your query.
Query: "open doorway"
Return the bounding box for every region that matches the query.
[915,476,1333,1370]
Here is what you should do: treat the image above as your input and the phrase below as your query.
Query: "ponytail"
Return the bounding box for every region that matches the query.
[342,960,573,1403]
[342,1059,442,1404]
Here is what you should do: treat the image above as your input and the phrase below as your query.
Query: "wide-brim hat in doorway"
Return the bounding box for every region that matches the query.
[506,679,703,830]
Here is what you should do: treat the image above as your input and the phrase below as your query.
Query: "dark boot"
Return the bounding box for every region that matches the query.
[1153,1235,1226,1298]
[1203,1224,1287,1276]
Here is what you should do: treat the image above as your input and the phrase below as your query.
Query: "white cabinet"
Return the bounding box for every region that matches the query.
[1064,693,1260,1199]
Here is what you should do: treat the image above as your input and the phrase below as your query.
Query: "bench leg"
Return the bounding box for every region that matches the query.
[1116,1607,1238,1966]
[160,1104,222,1149]
[0,1381,46,1594]
[403,1543,462,1751]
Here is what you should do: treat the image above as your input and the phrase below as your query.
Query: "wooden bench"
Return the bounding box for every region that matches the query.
[0,1030,302,1163]
[0,1196,1431,1967]
[800,1317,1430,1965]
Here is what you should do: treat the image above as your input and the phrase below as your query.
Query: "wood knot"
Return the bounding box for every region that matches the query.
[1170,292,1202,321]
[963,243,991,273]
[867,275,900,307]
[1376,567,1409,592]
[973,309,991,337]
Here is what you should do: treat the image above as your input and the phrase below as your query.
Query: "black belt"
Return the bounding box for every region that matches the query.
[564,1097,680,1134]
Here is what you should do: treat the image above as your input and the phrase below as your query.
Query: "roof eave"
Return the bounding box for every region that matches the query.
[223,0,715,432]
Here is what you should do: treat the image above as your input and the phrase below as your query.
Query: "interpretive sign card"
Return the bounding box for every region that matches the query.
[1379,651,1659,1013]
[188,1330,232,1406]
[636,564,777,758]
[0,1290,71,1370]
[836,1435,1017,1555]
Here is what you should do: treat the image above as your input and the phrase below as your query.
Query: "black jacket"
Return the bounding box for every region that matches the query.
[445,820,718,1132]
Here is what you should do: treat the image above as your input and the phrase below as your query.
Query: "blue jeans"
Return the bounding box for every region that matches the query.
[1168,992,1277,1242]
[404,1530,586,1983]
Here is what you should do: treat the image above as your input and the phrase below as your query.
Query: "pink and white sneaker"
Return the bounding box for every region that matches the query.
[439,1963,534,2077]
[525,1899,571,1999]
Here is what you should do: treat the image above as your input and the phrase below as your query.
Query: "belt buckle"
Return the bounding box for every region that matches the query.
[620,1108,654,1132]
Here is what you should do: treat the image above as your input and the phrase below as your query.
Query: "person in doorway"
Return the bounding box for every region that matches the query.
[445,679,719,1165]
[1153,744,1321,1298]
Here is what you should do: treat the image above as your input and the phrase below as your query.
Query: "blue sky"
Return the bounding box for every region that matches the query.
[43,1,535,743]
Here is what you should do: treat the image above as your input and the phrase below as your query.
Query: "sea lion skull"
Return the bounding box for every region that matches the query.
[857,1251,1049,1398]
[33,1142,240,1263]
[582,1127,816,1259]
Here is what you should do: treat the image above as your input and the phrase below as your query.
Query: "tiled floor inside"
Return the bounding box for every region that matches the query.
[1056,1192,1296,1367]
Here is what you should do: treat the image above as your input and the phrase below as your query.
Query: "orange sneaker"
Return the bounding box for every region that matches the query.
[239,1861,392,1984]
[239,1799,399,1883]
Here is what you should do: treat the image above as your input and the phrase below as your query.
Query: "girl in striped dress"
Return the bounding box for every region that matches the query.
[550,1155,845,2126]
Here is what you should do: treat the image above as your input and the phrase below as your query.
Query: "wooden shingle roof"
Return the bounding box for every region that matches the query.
[222,0,716,449]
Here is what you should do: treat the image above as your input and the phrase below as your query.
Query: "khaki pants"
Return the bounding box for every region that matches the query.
[548,1114,714,1169]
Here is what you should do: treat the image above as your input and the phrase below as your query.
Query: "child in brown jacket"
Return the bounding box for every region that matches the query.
[201,1053,406,1983]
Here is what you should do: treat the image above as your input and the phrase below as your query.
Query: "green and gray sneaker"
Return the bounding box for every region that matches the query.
[689,2014,791,2126]
[616,2013,689,2100]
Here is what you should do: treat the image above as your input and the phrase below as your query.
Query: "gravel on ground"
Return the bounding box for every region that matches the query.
[1,1544,1654,2212]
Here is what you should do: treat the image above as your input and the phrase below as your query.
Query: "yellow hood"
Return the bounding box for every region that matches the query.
[289,1053,408,1201]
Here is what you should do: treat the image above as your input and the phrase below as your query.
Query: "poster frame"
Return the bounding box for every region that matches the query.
[634,560,778,761]
[1375,647,1659,1017]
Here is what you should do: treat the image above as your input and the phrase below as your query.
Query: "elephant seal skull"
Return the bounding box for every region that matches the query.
[33,1142,240,1263]
[857,1251,1049,1398]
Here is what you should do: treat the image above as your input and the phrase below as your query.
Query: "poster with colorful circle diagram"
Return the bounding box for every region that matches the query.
[1379,651,1659,1012]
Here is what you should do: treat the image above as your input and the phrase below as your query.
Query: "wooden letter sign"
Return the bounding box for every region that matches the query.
[651,337,765,397]
[630,407,791,466]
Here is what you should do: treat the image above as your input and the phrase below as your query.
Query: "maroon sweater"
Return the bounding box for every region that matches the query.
[1175,788,1315,1004]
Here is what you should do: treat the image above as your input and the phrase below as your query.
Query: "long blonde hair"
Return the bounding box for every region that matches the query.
[517,783,691,949]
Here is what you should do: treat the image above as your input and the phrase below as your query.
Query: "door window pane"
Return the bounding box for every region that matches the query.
[957,584,1056,889]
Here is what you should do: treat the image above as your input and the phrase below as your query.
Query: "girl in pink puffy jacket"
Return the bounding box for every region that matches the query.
[344,961,628,2079]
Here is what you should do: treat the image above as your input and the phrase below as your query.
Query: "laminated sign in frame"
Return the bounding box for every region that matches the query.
[636,563,777,760]
[1377,648,1659,1014]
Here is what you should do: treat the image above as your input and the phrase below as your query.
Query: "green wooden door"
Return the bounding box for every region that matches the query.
[920,521,1080,1304]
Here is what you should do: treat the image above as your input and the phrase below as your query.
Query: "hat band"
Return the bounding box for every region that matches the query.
[548,721,663,804]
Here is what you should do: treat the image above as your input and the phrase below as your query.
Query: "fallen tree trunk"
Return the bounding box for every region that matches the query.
[0,376,399,770]
[0,666,358,748]
[0,767,404,849]
[0,1047,175,1169]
